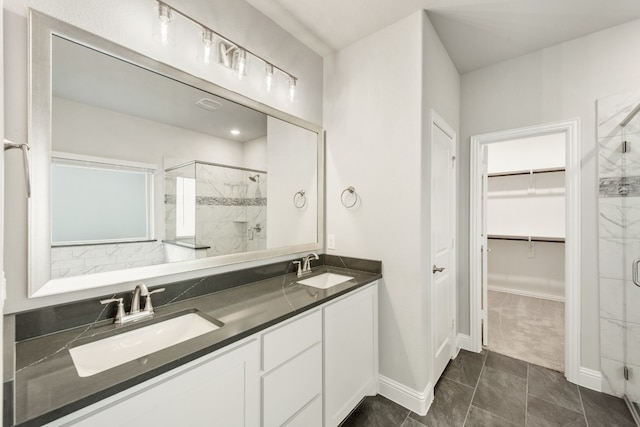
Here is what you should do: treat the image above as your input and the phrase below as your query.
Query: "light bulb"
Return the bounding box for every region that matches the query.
[264,64,275,93]
[289,77,298,103]
[233,48,248,80]
[153,2,176,46]
[198,29,214,64]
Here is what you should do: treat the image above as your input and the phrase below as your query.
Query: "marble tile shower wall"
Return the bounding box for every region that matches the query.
[194,163,267,257]
[52,163,267,278]
[597,90,640,403]
[51,242,166,279]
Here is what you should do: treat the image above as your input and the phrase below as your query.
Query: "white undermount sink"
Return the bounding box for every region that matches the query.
[297,272,354,289]
[69,311,221,377]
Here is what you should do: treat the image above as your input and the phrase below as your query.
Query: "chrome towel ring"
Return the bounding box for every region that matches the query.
[4,139,31,198]
[341,186,358,208]
[293,190,306,208]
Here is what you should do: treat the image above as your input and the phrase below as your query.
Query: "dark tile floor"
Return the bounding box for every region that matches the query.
[341,349,637,427]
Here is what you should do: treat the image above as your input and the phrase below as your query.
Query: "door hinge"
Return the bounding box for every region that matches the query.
[624,366,631,381]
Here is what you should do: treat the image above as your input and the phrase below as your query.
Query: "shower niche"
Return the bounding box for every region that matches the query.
[165,161,267,260]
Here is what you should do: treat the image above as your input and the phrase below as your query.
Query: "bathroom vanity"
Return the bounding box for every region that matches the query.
[14,262,380,426]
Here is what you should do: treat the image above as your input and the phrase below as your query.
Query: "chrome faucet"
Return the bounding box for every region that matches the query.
[131,283,148,314]
[303,252,319,272]
[101,283,165,324]
[293,252,320,277]
[293,252,319,278]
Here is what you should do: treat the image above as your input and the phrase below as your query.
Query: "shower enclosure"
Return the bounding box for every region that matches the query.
[598,92,640,425]
[165,161,267,258]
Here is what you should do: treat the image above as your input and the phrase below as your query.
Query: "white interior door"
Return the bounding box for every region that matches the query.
[431,112,456,382]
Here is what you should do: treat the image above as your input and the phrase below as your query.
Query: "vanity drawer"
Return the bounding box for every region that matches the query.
[284,395,322,427]
[262,343,322,427]
[262,309,321,372]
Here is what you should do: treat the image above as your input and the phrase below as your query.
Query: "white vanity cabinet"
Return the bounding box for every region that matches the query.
[46,339,260,427]
[323,283,379,427]
[261,310,323,427]
[42,281,378,427]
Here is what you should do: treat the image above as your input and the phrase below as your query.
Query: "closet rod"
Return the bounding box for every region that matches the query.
[487,234,565,243]
[487,167,565,178]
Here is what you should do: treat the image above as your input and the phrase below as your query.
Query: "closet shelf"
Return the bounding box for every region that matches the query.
[487,167,565,178]
[487,234,565,243]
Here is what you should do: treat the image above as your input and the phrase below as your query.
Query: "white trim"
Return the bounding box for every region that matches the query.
[578,367,602,392]
[52,151,157,171]
[378,375,433,416]
[456,333,473,352]
[469,119,581,385]
[487,285,565,302]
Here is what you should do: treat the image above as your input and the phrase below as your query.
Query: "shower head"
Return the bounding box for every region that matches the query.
[249,174,259,182]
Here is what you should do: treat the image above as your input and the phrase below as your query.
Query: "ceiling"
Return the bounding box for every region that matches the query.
[247,0,640,73]
[53,36,267,142]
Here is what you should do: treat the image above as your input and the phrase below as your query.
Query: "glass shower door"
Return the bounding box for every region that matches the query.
[598,92,640,425]
[622,108,640,424]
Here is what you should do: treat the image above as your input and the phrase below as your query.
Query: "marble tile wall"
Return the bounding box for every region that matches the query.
[597,90,640,403]
[50,241,166,279]
[194,163,267,257]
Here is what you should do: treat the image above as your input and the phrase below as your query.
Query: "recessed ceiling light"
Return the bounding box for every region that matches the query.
[230,129,240,136]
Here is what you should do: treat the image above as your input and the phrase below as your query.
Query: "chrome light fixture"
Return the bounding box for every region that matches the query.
[264,63,275,93]
[152,2,176,46]
[218,40,235,69]
[289,77,298,103]
[198,28,214,64]
[233,48,248,80]
[152,0,298,102]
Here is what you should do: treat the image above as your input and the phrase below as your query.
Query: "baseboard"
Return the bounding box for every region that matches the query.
[578,367,602,392]
[378,375,433,416]
[456,333,473,352]
[488,285,565,302]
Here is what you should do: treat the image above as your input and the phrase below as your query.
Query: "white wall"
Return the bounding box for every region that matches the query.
[488,240,565,301]
[3,0,323,312]
[487,171,565,238]
[459,18,640,371]
[266,116,317,248]
[54,97,246,242]
[324,10,459,397]
[243,136,268,172]
[487,133,565,174]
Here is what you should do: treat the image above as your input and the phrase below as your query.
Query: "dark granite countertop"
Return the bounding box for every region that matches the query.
[14,266,381,426]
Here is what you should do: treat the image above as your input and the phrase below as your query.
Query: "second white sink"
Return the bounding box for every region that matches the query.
[69,311,221,377]
[297,273,354,289]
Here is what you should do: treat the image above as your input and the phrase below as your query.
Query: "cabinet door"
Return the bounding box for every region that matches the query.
[324,284,378,427]
[50,339,260,427]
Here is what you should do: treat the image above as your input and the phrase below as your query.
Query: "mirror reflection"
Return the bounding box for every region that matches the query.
[49,35,318,280]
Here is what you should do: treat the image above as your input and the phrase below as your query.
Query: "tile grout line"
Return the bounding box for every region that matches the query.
[399,409,412,427]
[577,386,590,427]
[525,362,529,426]
[461,351,488,426]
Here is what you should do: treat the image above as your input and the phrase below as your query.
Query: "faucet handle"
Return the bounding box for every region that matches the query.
[292,260,302,277]
[144,288,165,313]
[100,298,125,323]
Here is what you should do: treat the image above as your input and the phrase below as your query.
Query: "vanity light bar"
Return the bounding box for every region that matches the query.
[153,1,299,101]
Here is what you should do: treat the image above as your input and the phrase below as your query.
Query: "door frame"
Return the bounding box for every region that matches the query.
[469,119,581,384]
[430,110,457,382]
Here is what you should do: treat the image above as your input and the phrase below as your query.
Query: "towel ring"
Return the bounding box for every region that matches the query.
[341,186,358,208]
[4,139,31,198]
[293,190,306,208]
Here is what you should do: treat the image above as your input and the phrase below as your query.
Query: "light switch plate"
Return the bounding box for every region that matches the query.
[327,234,335,250]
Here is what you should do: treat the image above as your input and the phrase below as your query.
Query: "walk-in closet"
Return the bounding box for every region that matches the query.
[485,133,566,372]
